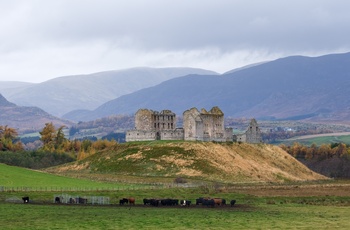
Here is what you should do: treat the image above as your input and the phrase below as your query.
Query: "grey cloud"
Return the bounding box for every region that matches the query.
[1,0,350,82]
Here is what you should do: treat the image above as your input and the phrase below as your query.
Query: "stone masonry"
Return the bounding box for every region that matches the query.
[126,106,262,143]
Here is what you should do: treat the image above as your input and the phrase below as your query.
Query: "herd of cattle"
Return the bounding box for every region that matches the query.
[121,197,236,207]
[22,196,236,208]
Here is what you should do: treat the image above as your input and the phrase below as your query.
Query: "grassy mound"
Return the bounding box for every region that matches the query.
[48,141,327,183]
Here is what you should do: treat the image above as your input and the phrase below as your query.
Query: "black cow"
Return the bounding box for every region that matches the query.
[55,197,61,203]
[196,198,203,205]
[161,199,170,206]
[161,199,178,206]
[119,198,129,205]
[180,200,191,206]
[230,200,236,207]
[22,197,29,203]
[78,197,88,204]
[202,199,215,207]
[150,199,159,207]
[143,198,151,205]
[222,199,227,205]
[69,198,76,204]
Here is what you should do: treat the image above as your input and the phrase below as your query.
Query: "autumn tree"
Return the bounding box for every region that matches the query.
[39,123,56,151]
[0,125,23,151]
[55,126,67,150]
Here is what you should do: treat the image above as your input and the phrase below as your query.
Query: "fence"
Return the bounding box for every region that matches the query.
[54,194,110,205]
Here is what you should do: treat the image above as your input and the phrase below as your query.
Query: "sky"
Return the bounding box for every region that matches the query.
[1,0,350,83]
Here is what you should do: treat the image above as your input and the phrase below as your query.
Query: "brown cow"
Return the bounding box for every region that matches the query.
[213,198,223,206]
[128,197,135,205]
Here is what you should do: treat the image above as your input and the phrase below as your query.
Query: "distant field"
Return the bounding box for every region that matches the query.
[277,133,350,146]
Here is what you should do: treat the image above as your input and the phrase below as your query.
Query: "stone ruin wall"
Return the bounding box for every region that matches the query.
[126,130,156,142]
[235,118,262,143]
[183,108,202,141]
[126,106,262,143]
[183,106,228,142]
[134,109,154,131]
[200,108,225,141]
[159,128,184,141]
[126,109,179,142]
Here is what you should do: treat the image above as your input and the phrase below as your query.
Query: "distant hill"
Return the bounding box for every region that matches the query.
[46,142,326,183]
[1,67,218,117]
[0,94,72,134]
[0,81,34,91]
[65,52,350,122]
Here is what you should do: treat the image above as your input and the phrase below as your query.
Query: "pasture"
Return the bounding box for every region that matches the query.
[1,158,350,229]
[1,189,350,229]
[0,163,153,190]
[279,134,350,146]
[1,181,350,229]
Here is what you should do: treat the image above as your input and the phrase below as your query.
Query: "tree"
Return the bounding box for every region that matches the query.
[0,125,23,151]
[3,125,18,140]
[55,126,67,149]
[39,123,56,151]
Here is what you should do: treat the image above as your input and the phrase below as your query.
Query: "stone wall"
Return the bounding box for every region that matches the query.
[183,106,229,142]
[126,130,156,142]
[126,106,262,143]
[183,108,202,141]
[235,118,262,143]
[159,128,184,141]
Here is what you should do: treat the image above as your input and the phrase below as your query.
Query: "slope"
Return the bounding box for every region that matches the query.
[2,67,218,117]
[48,142,327,183]
[0,163,120,188]
[0,94,72,134]
[77,52,350,121]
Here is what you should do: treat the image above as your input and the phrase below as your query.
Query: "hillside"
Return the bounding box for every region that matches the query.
[0,163,121,188]
[1,67,217,117]
[69,52,350,122]
[0,94,72,134]
[47,142,327,183]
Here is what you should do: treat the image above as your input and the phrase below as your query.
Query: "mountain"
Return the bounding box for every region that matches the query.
[0,94,72,134]
[64,52,350,122]
[0,81,34,91]
[1,67,218,117]
[46,142,326,183]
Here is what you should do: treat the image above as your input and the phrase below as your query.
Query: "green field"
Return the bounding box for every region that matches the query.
[0,193,350,229]
[277,135,350,146]
[0,163,149,190]
[1,162,350,229]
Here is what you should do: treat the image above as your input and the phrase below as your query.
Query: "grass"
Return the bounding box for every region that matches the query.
[0,163,147,190]
[1,161,350,229]
[0,197,349,229]
[278,135,350,146]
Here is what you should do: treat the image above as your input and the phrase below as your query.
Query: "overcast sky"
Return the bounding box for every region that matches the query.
[1,0,349,83]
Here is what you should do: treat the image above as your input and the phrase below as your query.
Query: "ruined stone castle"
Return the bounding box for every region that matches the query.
[126,106,262,143]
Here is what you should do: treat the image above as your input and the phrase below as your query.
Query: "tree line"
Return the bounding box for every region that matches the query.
[280,142,350,178]
[39,122,119,160]
[0,123,121,168]
[280,142,350,160]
